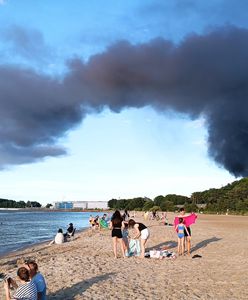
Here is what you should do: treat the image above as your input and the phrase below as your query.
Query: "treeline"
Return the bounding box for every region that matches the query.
[0,198,42,208]
[108,178,248,214]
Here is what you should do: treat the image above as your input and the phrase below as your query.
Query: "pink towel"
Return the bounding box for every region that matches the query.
[174,213,197,227]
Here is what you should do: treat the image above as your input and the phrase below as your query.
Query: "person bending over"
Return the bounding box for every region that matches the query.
[128,219,150,258]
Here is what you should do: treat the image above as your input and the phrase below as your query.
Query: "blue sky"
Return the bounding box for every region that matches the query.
[1,0,247,205]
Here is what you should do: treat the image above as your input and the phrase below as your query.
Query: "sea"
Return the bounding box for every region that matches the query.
[0,210,104,257]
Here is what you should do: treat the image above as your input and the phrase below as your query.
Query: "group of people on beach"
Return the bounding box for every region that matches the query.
[109,207,195,258]
[89,214,109,229]
[3,260,46,300]
[109,210,150,259]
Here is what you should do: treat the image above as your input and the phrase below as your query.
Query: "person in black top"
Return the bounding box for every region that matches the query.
[128,219,150,258]
[65,223,74,239]
[110,210,125,259]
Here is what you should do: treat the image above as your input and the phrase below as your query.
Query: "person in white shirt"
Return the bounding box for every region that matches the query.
[49,228,64,245]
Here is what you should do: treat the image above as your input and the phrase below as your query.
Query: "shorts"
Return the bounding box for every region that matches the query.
[140,228,150,240]
[184,227,191,237]
[112,228,122,238]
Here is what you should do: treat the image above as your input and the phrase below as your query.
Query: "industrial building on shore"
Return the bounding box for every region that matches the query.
[53,201,108,210]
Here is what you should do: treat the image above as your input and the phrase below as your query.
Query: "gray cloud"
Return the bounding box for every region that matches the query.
[1,25,248,176]
[0,25,52,64]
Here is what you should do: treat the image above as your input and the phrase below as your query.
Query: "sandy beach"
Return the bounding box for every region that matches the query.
[0,213,247,300]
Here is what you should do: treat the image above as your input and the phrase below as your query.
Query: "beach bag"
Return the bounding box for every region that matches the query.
[128,239,141,256]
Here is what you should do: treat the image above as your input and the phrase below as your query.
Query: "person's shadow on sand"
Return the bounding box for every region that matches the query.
[190,237,222,253]
[47,272,116,300]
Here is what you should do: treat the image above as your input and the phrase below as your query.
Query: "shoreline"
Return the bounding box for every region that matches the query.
[0,227,89,260]
[1,213,248,299]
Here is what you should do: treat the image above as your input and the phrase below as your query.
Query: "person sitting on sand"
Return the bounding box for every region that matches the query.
[128,219,150,258]
[25,261,46,300]
[175,218,189,256]
[65,223,74,238]
[4,266,37,300]
[48,228,65,245]
[110,210,126,259]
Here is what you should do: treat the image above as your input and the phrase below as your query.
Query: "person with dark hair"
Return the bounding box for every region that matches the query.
[65,223,75,237]
[175,218,189,256]
[110,210,125,259]
[55,228,65,244]
[25,261,46,300]
[128,219,150,258]
[122,209,130,222]
[49,228,64,245]
[178,208,192,255]
[3,267,37,300]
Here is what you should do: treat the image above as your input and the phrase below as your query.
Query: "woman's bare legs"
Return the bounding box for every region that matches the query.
[113,237,126,258]
[112,237,117,258]
[140,239,147,258]
[119,238,126,258]
[186,236,191,255]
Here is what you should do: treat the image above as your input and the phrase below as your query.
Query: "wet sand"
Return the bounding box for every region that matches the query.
[0,213,247,299]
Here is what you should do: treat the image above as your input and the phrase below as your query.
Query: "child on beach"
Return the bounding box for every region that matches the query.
[122,222,129,256]
[175,218,189,256]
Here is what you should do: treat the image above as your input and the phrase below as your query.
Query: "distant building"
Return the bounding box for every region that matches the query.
[54,201,73,209]
[53,201,108,210]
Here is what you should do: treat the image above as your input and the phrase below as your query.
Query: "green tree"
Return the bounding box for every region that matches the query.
[160,200,175,212]
[153,195,165,206]
[108,199,118,209]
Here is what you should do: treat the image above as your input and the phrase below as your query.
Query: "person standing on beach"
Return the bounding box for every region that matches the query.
[110,210,126,259]
[128,219,150,258]
[175,218,189,256]
[25,261,46,300]
[177,208,192,255]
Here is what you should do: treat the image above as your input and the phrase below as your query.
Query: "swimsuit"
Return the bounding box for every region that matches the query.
[177,224,185,239]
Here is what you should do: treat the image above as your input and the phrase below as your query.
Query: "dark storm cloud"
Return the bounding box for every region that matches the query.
[1,25,248,176]
[0,65,83,167]
[65,26,248,176]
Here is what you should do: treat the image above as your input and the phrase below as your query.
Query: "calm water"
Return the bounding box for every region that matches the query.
[0,210,103,257]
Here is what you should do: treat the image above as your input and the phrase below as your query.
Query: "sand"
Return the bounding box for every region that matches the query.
[0,213,248,300]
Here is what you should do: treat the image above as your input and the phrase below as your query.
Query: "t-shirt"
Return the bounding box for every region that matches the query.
[13,281,37,300]
[54,232,64,244]
[32,273,46,300]
[137,223,147,231]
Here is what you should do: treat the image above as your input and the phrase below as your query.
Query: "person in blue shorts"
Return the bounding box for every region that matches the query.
[175,218,189,256]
